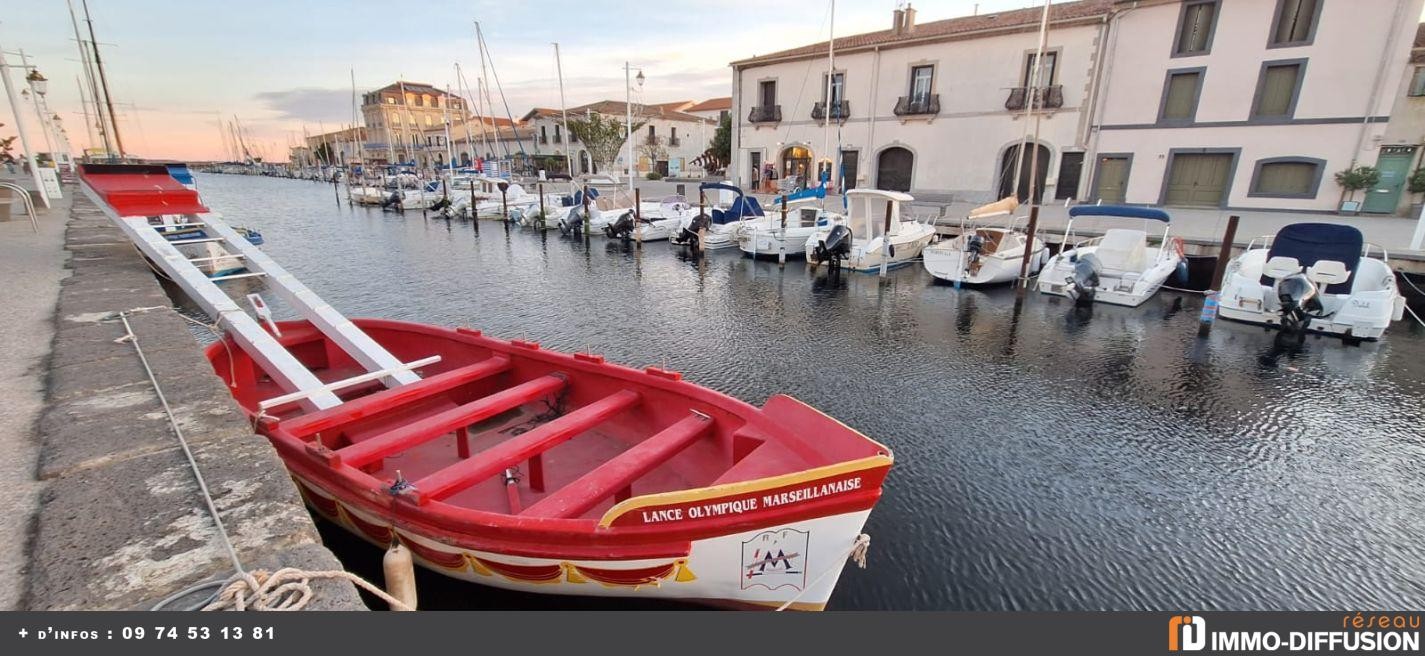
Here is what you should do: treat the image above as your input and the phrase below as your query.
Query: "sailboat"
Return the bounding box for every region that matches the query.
[921,197,1048,286]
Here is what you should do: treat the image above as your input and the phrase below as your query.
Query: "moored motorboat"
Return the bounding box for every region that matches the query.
[1217,223,1405,340]
[80,162,893,611]
[805,189,935,273]
[1036,205,1185,307]
[737,187,840,259]
[672,182,765,251]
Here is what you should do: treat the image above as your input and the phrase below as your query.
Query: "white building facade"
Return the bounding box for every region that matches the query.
[731,2,1113,203]
[522,102,717,178]
[730,0,1425,214]
[1090,0,1424,213]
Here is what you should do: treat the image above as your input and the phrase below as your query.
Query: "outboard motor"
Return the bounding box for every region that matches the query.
[380,190,403,211]
[429,197,452,213]
[964,233,987,274]
[810,224,853,271]
[1274,272,1323,334]
[559,205,586,236]
[674,213,712,248]
[604,210,636,240]
[1064,252,1101,306]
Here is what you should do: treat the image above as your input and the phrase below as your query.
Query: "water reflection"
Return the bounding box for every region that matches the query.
[191,174,1425,610]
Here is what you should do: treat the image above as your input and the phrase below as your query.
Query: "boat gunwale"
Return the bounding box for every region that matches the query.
[206,318,892,558]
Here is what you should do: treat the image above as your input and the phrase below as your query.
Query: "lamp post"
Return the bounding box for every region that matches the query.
[24,65,62,173]
[624,63,643,195]
[0,42,51,208]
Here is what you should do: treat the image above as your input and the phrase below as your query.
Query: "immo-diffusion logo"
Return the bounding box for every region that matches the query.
[1167,614,1421,652]
[1169,615,1207,651]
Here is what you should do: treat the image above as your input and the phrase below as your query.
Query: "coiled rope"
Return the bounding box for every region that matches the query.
[116,311,408,611]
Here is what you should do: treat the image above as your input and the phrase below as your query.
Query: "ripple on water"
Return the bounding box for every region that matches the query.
[191,174,1425,610]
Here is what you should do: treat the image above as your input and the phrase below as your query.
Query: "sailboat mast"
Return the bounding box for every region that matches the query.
[67,0,109,157]
[77,77,96,156]
[351,69,367,177]
[554,43,573,176]
[82,0,124,157]
[454,64,476,167]
[1026,0,1052,206]
[442,84,455,178]
[1012,0,1052,202]
[822,0,836,201]
[476,23,527,165]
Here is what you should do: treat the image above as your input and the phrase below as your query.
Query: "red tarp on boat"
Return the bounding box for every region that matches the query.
[79,163,209,217]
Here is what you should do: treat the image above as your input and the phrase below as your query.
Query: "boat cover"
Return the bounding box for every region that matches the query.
[698,181,744,195]
[1068,205,1171,222]
[80,164,209,217]
[711,196,764,224]
[165,164,196,187]
[1259,223,1363,294]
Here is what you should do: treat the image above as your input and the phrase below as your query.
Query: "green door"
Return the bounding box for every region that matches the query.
[1362,147,1415,214]
[1094,156,1130,203]
[1165,153,1233,206]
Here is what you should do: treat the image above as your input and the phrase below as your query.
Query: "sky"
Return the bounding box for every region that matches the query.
[0,1,1171,160]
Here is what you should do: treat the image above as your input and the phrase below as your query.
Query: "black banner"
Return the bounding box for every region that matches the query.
[0,612,1420,655]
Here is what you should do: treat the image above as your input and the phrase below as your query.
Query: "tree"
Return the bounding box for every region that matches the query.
[1334,166,1380,204]
[710,112,731,167]
[0,122,15,165]
[568,112,645,175]
[635,138,667,175]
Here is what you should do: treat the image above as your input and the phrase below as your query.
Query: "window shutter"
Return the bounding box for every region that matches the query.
[1163,72,1200,120]
[1177,3,1215,54]
[1273,0,1317,45]
[1256,162,1315,195]
[1256,64,1299,116]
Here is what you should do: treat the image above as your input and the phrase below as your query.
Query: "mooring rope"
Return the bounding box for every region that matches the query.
[773,533,870,612]
[117,311,407,611]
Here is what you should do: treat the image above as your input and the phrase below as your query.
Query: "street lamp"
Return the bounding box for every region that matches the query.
[624,63,644,194]
[25,68,47,95]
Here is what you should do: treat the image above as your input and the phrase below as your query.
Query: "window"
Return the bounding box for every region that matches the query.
[909,65,934,102]
[425,115,433,126]
[386,97,395,104]
[1160,70,1203,123]
[1250,157,1324,197]
[1270,0,1319,46]
[554,125,562,141]
[647,125,655,138]
[1410,67,1425,97]
[1253,61,1304,119]
[1175,1,1217,56]
[1022,52,1057,86]
[822,72,846,104]
[759,80,776,107]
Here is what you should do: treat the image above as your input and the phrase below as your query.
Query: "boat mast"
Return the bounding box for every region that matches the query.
[453,63,476,168]
[81,0,124,158]
[821,0,836,205]
[1011,0,1052,203]
[67,0,110,158]
[553,43,573,176]
[442,83,455,182]
[456,63,489,166]
[396,79,412,170]
[476,22,527,171]
[351,69,367,185]
[77,77,97,157]
[1026,0,1051,206]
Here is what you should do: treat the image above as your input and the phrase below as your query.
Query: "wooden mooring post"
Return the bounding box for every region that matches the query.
[1199,214,1240,337]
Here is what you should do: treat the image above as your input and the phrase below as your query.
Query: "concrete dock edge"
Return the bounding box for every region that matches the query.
[24,191,365,610]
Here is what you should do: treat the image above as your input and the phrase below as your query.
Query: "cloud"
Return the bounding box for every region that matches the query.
[253,87,357,124]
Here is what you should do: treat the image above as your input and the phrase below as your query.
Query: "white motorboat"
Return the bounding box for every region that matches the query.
[737,193,841,259]
[1217,223,1405,340]
[671,182,766,251]
[922,197,1048,286]
[805,189,935,274]
[1036,205,1185,307]
[557,185,640,235]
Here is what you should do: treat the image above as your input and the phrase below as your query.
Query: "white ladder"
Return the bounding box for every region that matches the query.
[80,183,423,412]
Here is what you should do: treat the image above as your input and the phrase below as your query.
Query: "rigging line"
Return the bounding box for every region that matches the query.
[777,2,835,152]
[477,23,526,162]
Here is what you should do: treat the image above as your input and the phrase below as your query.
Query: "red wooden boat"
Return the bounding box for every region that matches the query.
[79,163,893,610]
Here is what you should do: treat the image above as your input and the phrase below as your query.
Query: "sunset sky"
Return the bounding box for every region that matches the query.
[6,1,1135,161]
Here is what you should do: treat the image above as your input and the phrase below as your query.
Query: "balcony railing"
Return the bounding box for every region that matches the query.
[748,105,782,123]
[538,135,549,144]
[644,134,661,146]
[668,136,681,147]
[893,94,940,117]
[553,134,562,144]
[1004,85,1064,111]
[811,100,851,121]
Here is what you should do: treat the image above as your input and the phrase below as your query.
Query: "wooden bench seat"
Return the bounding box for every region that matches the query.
[521,412,713,519]
[283,355,512,437]
[405,389,642,505]
[316,373,566,469]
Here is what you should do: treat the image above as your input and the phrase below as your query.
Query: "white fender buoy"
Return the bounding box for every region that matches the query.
[382,542,418,611]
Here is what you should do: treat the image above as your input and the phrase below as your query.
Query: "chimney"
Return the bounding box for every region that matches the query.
[892,8,905,34]
[904,4,917,34]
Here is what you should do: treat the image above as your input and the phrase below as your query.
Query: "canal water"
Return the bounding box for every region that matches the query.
[189,173,1425,610]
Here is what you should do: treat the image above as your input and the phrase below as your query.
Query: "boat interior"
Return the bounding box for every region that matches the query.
[212,320,883,522]
[1251,223,1390,295]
